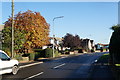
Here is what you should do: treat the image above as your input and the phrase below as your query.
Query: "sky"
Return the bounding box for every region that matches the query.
[0,1,118,44]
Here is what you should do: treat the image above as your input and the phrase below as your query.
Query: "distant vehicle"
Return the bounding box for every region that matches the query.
[0,50,19,75]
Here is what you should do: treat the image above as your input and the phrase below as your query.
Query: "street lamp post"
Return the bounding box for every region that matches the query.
[52,16,64,58]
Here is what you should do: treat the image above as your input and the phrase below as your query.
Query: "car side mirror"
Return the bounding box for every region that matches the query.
[7,58,11,61]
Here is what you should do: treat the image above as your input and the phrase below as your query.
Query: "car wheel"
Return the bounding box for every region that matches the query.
[12,66,18,75]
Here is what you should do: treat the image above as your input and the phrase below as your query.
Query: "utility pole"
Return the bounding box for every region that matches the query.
[11,0,14,58]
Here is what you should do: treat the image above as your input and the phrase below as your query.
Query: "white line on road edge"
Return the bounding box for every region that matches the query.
[20,62,43,69]
[53,63,66,69]
[24,72,44,80]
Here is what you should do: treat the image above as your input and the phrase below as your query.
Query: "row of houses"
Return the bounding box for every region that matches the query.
[45,37,95,52]
[95,43,109,50]
[47,37,109,52]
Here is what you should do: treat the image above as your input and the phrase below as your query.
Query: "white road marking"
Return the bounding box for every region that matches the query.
[95,60,98,62]
[61,56,66,59]
[24,72,44,80]
[55,56,67,60]
[20,62,43,69]
[53,63,66,69]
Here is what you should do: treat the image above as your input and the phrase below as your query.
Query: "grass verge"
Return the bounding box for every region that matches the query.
[98,53,109,61]
[115,64,120,67]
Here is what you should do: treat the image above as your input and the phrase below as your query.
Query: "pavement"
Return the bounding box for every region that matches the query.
[18,54,74,66]
[89,53,115,80]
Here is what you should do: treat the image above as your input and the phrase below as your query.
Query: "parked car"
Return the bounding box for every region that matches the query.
[0,50,19,75]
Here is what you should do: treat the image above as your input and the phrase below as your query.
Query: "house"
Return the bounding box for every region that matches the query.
[95,43,109,51]
[81,39,95,52]
[42,37,63,50]
[49,37,63,50]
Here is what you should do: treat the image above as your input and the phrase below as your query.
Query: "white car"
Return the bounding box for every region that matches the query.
[0,50,19,75]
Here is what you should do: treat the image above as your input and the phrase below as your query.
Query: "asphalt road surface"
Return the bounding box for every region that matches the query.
[1,52,107,80]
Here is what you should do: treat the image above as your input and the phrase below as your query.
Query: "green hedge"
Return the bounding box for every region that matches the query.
[34,52,43,60]
[15,54,23,61]
[16,48,61,60]
[45,48,53,58]
[109,27,120,64]
[22,53,30,57]
[34,49,45,57]
[29,53,35,61]
[44,48,61,58]
[54,50,61,57]
[109,25,120,80]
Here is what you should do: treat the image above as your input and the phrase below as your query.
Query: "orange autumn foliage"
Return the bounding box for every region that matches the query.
[5,10,50,51]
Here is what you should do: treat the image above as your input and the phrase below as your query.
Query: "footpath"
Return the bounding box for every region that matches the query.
[89,54,115,80]
[19,54,73,68]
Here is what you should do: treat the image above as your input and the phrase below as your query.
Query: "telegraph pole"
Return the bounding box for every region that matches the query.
[11,0,14,58]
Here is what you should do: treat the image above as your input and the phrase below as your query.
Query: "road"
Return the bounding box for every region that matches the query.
[1,52,107,80]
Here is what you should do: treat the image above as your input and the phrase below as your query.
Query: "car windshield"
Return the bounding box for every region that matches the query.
[0,52,9,60]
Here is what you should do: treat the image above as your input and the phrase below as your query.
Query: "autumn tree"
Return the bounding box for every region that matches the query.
[2,27,26,53]
[63,33,81,49]
[3,10,50,53]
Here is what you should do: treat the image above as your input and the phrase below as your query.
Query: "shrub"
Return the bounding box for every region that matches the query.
[29,53,35,61]
[34,49,45,57]
[34,49,43,52]
[59,50,64,54]
[22,53,30,57]
[91,49,94,52]
[78,49,83,53]
[70,48,74,52]
[15,54,23,61]
[45,48,53,58]
[64,49,71,54]
[109,25,120,80]
[109,27,120,64]
[34,52,42,60]
[54,50,61,57]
